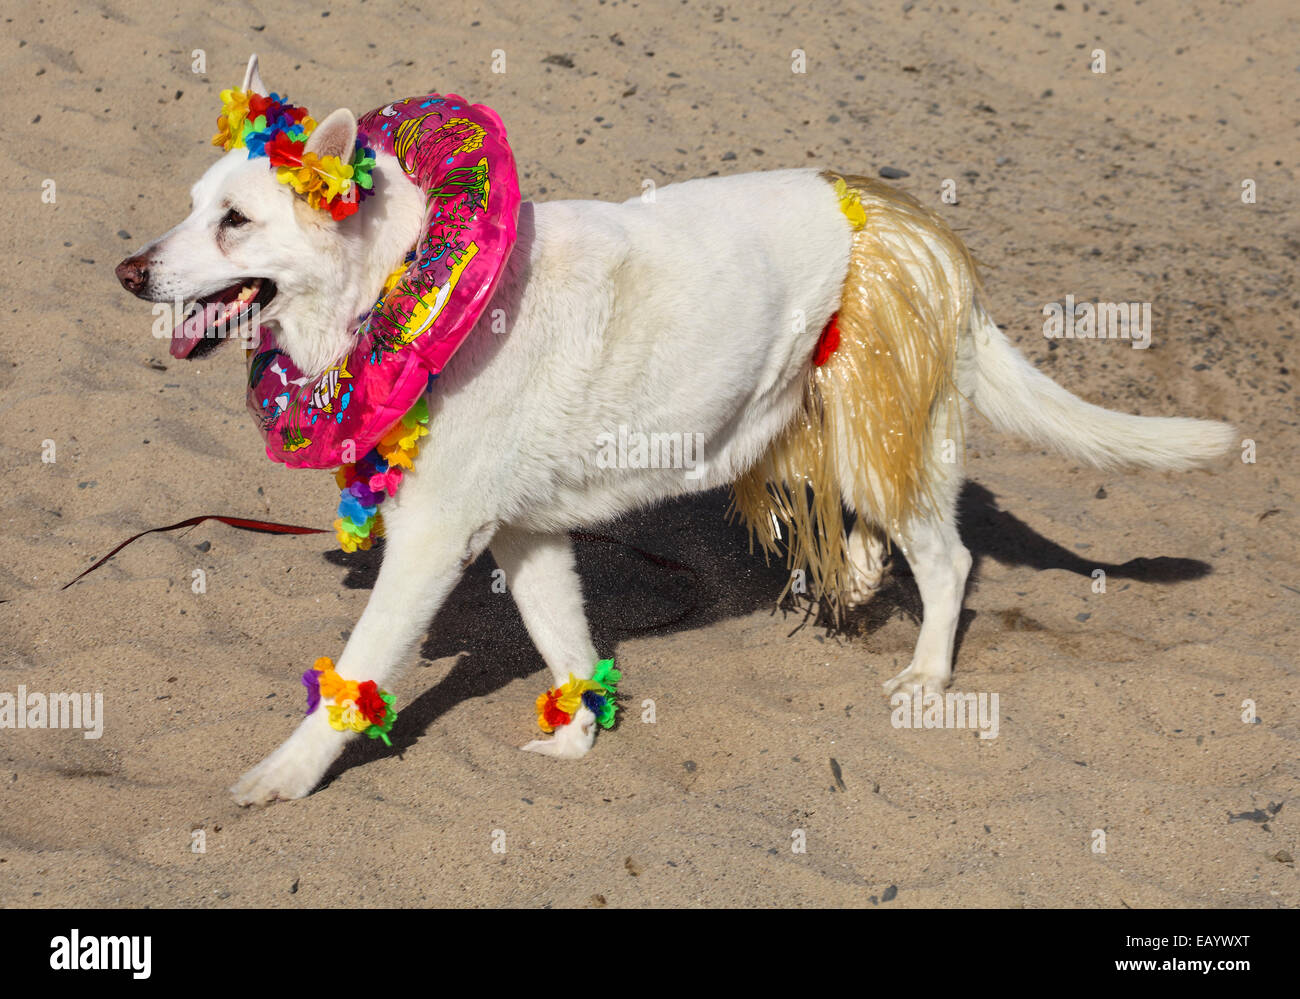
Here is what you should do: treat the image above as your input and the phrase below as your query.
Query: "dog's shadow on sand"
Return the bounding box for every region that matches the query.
[318,481,1212,784]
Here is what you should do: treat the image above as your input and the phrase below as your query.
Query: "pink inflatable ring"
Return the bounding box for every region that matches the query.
[245,92,521,470]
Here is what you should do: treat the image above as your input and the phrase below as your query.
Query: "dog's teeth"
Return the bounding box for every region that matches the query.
[236,281,259,303]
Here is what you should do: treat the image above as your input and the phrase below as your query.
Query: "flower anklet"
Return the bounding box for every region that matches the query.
[535,658,621,733]
[302,657,398,746]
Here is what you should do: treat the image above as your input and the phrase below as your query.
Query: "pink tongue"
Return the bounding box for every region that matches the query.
[169,299,230,358]
[169,280,261,359]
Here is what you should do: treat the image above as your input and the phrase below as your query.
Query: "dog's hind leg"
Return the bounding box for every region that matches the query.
[491,526,603,760]
[843,516,887,607]
[230,502,498,805]
[879,456,971,696]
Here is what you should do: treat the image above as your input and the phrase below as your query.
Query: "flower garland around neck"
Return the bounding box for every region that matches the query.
[213,88,376,220]
[303,657,398,745]
[326,252,425,553]
[535,659,621,733]
[332,394,430,552]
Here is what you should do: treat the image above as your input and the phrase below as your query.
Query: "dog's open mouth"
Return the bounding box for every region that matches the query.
[170,278,277,359]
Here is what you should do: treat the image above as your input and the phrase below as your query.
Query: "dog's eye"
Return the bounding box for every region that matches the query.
[221,208,251,228]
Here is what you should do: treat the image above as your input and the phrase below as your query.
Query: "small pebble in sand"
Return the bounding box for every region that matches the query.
[878,166,909,179]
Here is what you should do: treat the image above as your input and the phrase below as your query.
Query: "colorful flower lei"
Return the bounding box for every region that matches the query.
[213,88,376,220]
[535,658,621,733]
[332,393,430,552]
[302,657,398,745]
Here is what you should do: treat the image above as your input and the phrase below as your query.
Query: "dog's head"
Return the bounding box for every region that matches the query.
[116,55,367,375]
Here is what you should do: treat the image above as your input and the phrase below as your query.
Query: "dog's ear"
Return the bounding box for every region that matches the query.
[305,108,357,163]
[241,53,267,96]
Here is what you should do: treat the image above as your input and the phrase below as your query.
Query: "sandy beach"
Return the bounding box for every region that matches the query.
[0,0,1296,907]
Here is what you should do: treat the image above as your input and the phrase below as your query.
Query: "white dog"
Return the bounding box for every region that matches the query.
[116,56,1235,804]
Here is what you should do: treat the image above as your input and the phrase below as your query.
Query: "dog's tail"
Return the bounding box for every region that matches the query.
[968,311,1237,471]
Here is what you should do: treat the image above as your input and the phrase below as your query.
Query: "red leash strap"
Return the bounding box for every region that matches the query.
[61,515,329,590]
[61,521,699,632]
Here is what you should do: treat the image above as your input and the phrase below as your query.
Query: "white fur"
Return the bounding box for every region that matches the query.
[132,145,422,375]
[969,312,1238,469]
[227,166,852,803]
[120,64,1233,804]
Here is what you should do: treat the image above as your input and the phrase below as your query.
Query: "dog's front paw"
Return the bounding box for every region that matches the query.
[882,662,951,699]
[231,746,324,805]
[521,708,597,759]
[231,712,342,805]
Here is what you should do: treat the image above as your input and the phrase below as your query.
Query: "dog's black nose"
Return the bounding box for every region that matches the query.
[115,256,149,296]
